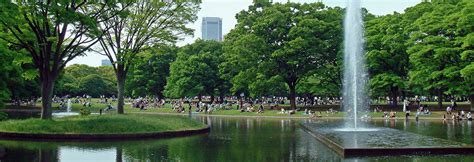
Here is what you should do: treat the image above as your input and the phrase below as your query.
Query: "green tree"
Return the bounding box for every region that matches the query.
[55,64,116,97]
[165,40,227,102]
[221,2,343,110]
[126,45,177,98]
[366,13,409,107]
[97,2,199,114]
[407,0,473,109]
[0,1,114,119]
[78,74,110,97]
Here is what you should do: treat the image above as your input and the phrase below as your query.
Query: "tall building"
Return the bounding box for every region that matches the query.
[201,17,222,41]
[101,59,112,66]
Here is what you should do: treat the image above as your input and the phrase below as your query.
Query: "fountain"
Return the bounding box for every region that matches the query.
[300,0,474,157]
[67,99,72,113]
[339,0,371,131]
[52,99,79,118]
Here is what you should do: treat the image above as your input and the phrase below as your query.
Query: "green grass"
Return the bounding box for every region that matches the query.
[128,106,458,119]
[7,98,470,119]
[0,114,206,134]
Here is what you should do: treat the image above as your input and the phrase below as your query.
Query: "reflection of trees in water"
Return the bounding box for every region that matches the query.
[39,148,58,162]
[1,147,58,162]
[116,147,122,162]
[0,118,313,161]
[2,118,473,161]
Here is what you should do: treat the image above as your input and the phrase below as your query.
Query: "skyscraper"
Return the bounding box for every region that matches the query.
[201,17,222,41]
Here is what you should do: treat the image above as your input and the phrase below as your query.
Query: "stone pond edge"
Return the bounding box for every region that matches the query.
[299,123,474,157]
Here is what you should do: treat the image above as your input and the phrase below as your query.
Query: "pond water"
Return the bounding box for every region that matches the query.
[0,116,473,162]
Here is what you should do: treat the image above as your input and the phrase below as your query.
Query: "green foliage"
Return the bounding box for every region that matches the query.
[55,64,116,97]
[126,45,178,98]
[0,38,39,106]
[0,112,8,121]
[406,0,473,97]
[0,1,117,119]
[165,40,228,99]
[221,2,344,106]
[97,1,199,113]
[366,13,409,99]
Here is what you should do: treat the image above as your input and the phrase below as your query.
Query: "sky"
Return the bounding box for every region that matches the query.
[68,0,422,67]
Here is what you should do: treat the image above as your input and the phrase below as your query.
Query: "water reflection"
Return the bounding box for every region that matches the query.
[0,117,473,162]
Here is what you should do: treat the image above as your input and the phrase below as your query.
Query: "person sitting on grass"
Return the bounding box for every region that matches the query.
[140,102,146,110]
[383,111,389,119]
[188,102,192,112]
[247,105,254,112]
[310,111,316,118]
[208,106,213,114]
[446,106,452,115]
[288,109,295,115]
[374,106,382,112]
[467,112,472,121]
[423,108,431,115]
[105,103,114,111]
[280,108,286,114]
[389,111,396,119]
[257,104,264,113]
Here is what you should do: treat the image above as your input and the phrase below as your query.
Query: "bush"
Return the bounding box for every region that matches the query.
[80,108,91,116]
[0,112,8,121]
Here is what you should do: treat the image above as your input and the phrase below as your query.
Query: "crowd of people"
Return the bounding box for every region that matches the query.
[5,94,473,122]
[436,100,472,121]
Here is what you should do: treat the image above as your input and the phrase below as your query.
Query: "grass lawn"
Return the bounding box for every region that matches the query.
[128,107,454,119]
[6,98,470,119]
[0,114,207,134]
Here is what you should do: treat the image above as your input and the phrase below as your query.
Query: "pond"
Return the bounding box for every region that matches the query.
[0,116,473,161]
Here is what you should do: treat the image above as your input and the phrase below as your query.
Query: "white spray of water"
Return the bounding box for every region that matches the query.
[342,0,369,129]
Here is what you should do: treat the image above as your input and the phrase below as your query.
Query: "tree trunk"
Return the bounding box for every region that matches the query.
[390,87,398,108]
[219,94,225,104]
[210,95,215,104]
[116,74,125,114]
[39,148,57,162]
[469,94,474,111]
[116,148,123,162]
[309,95,315,105]
[40,77,55,119]
[437,89,443,110]
[289,84,296,111]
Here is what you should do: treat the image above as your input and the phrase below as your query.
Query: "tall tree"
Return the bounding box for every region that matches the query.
[97,2,199,114]
[222,2,343,110]
[220,34,287,98]
[407,0,473,109]
[0,1,113,119]
[126,45,177,98]
[165,40,227,102]
[366,13,409,107]
[55,64,116,97]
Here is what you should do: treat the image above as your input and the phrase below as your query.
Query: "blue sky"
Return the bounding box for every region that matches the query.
[68,0,422,67]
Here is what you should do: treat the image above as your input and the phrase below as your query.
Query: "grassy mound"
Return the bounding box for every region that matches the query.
[0,114,206,134]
